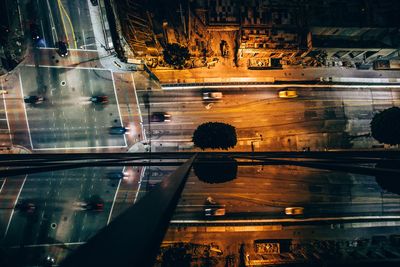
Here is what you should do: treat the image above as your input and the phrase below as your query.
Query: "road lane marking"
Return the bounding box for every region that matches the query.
[4,175,27,238]
[107,168,124,225]
[1,79,12,144]
[162,84,400,90]
[18,73,34,149]
[24,64,107,70]
[111,72,127,147]
[134,167,146,204]
[9,241,85,248]
[131,73,146,141]
[58,0,77,48]
[39,20,47,47]
[0,179,6,193]
[45,0,58,44]
[32,144,127,151]
[57,0,69,45]
[170,215,400,225]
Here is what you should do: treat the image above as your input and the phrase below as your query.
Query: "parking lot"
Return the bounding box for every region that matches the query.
[19,66,126,150]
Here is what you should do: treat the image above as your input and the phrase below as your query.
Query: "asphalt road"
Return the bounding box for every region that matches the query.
[136,86,400,151]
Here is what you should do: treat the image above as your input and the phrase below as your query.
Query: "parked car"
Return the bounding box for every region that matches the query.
[90,95,108,104]
[56,41,68,57]
[24,95,44,104]
[0,89,8,94]
[150,112,171,122]
[109,126,127,135]
[203,92,223,100]
[284,207,304,215]
[278,89,298,98]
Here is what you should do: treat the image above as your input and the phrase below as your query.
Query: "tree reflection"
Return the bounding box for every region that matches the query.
[193,156,238,183]
[375,160,400,195]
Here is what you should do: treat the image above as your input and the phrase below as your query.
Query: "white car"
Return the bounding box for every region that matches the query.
[203,92,223,100]
[0,89,8,94]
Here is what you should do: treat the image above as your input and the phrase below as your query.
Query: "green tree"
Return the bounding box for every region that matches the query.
[192,122,237,150]
[371,107,400,145]
[163,43,190,68]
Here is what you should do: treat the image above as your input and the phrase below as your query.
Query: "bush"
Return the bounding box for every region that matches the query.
[163,43,190,68]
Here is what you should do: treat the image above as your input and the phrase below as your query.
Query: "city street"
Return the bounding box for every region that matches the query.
[138,85,400,151]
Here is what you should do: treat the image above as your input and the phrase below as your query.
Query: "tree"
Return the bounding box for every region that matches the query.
[375,160,400,195]
[370,107,400,145]
[192,122,237,150]
[163,43,190,68]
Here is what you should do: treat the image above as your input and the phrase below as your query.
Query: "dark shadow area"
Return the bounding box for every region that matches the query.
[375,160,400,195]
[193,156,238,184]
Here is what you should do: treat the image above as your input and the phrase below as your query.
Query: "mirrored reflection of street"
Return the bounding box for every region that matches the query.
[1,164,399,265]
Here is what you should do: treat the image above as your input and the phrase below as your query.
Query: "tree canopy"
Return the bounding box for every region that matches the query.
[370,107,400,145]
[163,43,190,68]
[192,122,237,150]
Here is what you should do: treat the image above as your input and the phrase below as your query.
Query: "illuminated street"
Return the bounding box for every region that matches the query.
[0,0,400,266]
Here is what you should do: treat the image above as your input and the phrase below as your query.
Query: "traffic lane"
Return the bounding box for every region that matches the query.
[172,166,397,220]
[64,0,96,50]
[19,66,126,149]
[3,167,123,246]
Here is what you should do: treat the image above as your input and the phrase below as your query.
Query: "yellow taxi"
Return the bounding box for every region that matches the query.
[278,89,298,98]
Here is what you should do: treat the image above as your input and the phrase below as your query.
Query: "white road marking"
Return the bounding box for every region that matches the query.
[1,79,12,144]
[107,169,123,225]
[0,179,6,193]
[171,215,400,224]
[134,167,146,204]
[40,20,47,47]
[24,64,106,70]
[111,72,127,147]
[18,73,34,149]
[131,73,146,141]
[9,241,85,248]
[162,84,400,90]
[32,144,127,151]
[4,175,27,238]
[16,0,24,34]
[45,0,58,43]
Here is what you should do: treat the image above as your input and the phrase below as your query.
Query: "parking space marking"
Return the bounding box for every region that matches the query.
[18,73,34,149]
[0,179,5,193]
[111,72,127,147]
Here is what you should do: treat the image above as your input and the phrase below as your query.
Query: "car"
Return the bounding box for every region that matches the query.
[15,201,36,213]
[284,207,304,215]
[278,89,298,98]
[24,95,44,104]
[30,23,41,42]
[109,126,128,135]
[205,207,226,216]
[150,112,171,122]
[56,41,68,57]
[0,89,8,94]
[107,171,126,180]
[90,0,99,6]
[204,196,226,216]
[203,92,223,100]
[90,95,108,104]
[75,201,104,211]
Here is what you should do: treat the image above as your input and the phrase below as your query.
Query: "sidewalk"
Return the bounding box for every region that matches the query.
[153,62,400,85]
[86,0,137,72]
